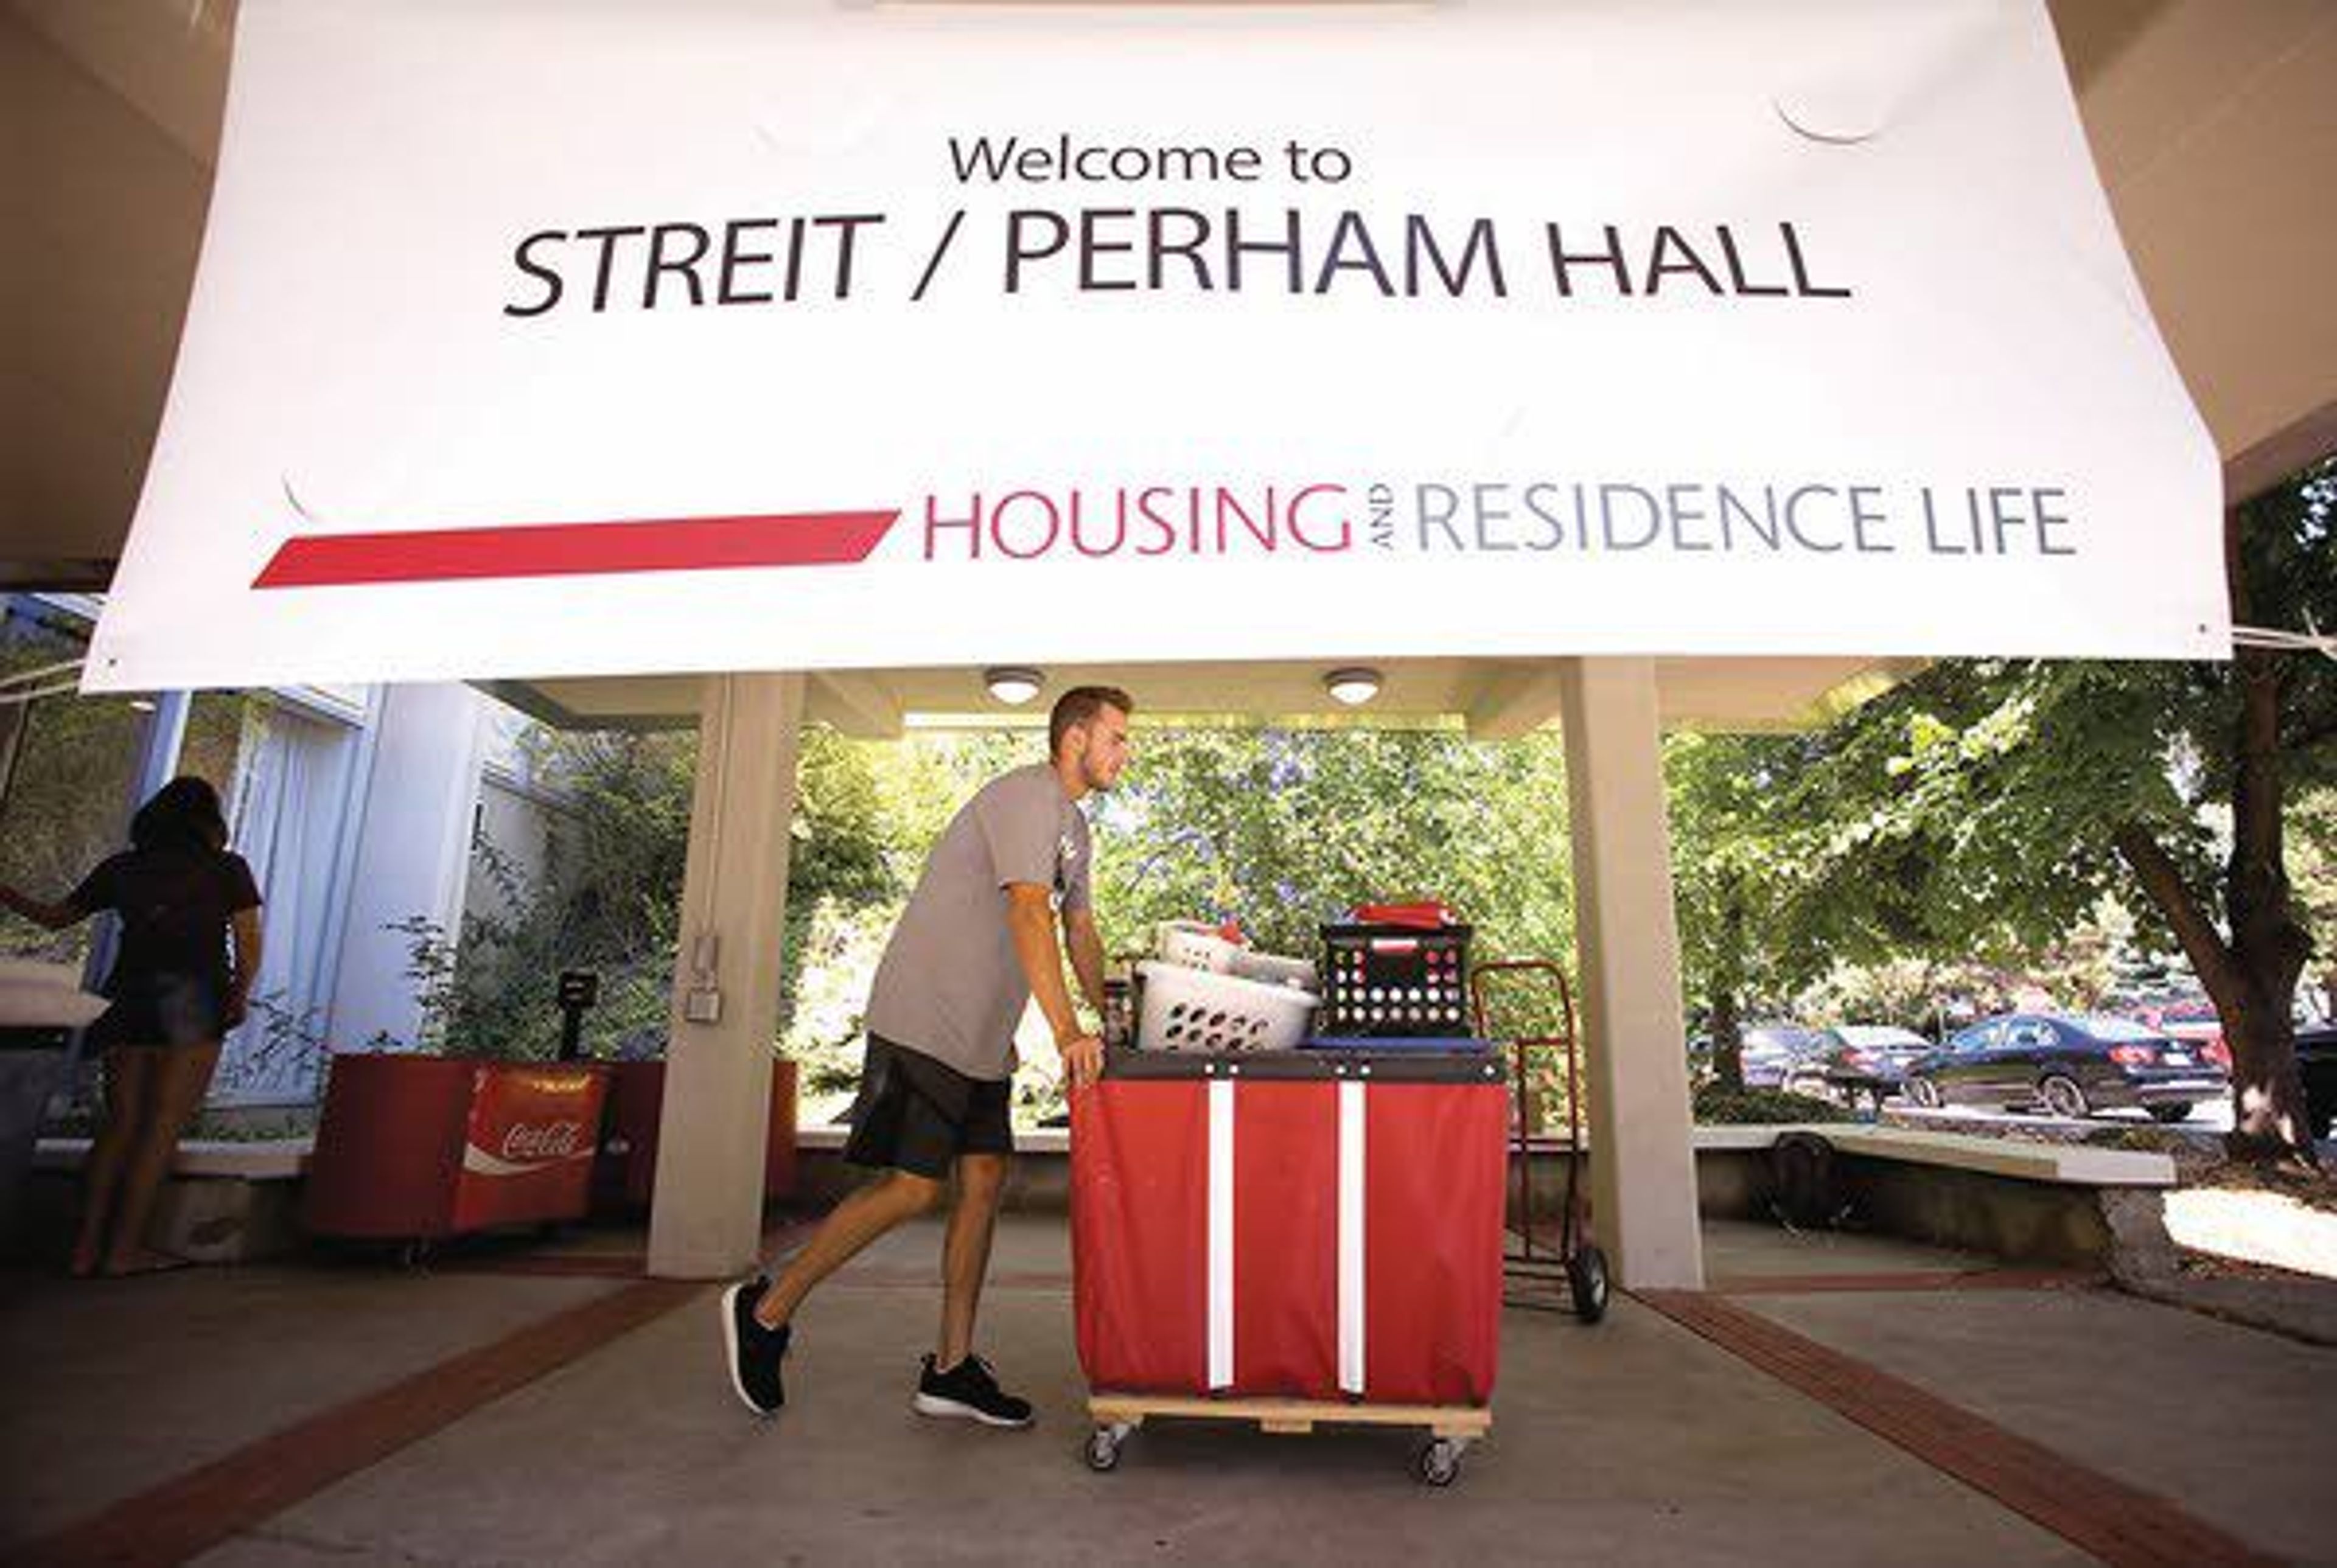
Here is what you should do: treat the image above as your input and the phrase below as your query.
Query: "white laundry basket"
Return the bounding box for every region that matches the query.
[1228,950,1319,992]
[1154,920,1245,974]
[1134,960,1319,1054]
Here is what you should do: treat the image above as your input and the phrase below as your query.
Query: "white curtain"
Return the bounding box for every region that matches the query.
[214,702,355,1104]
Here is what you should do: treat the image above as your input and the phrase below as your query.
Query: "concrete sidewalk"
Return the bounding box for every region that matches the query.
[2,1216,2331,1567]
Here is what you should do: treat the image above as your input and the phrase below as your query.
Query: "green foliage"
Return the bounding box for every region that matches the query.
[1657,463,2333,1110]
[1666,730,1835,1014]
[1090,725,1575,988]
[0,638,141,966]
[1796,924,2125,1034]
[0,654,259,971]
[1691,1084,1853,1125]
[1810,659,2206,957]
[1795,464,2333,966]
[2291,787,2337,1011]
[402,733,692,1058]
[229,988,333,1095]
[408,723,927,1062]
[1662,462,2333,1161]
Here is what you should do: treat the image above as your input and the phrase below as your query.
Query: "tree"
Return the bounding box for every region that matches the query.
[2128,469,2337,1163]
[1666,713,1975,1090]
[1799,462,2335,1165]
[1666,731,1818,1090]
[1089,725,1575,974]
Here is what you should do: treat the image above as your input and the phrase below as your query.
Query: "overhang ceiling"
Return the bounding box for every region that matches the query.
[7,0,2331,732]
[483,655,1927,739]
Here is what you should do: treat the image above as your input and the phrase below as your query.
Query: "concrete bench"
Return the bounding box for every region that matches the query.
[1688,1122,2175,1186]
[33,1137,313,1180]
[27,1137,312,1263]
[1677,1123,2173,1267]
[24,1120,2173,1270]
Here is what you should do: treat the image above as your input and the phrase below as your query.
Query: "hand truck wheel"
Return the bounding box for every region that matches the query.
[1567,1243,1610,1324]
[1085,1427,1124,1472]
[1415,1437,1463,1487]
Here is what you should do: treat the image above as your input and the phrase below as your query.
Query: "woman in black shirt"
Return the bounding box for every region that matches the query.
[2,776,264,1276]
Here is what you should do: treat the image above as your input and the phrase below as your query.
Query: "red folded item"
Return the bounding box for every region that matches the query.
[1351,901,1461,929]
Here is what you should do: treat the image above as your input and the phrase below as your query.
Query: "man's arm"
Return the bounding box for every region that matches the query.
[1005,884,1102,1089]
[1063,907,1107,1019]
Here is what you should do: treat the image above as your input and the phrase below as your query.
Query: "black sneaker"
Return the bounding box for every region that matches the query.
[720,1275,791,1415]
[912,1353,1033,1428]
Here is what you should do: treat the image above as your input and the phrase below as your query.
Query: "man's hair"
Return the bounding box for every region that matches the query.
[1049,685,1133,757]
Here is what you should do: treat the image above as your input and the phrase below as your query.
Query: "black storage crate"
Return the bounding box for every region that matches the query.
[1318,922,1472,1036]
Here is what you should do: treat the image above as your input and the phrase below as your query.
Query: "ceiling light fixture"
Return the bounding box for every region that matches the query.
[1323,666,1382,706]
[983,666,1044,706]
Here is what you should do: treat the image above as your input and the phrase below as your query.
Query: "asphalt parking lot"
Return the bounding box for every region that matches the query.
[1898,1096,2237,1135]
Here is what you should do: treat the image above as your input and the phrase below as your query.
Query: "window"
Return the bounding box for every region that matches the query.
[0,606,138,970]
[211,697,362,1105]
[1948,1022,2001,1053]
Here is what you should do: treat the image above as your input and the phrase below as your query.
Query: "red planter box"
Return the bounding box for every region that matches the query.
[303,1054,609,1240]
[1070,1064,1505,1406]
[592,1058,798,1215]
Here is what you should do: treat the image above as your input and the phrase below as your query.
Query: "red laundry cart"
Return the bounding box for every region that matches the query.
[1071,1048,1507,1485]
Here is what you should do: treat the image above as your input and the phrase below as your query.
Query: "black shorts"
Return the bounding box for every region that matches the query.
[86,972,226,1052]
[842,1034,1013,1181]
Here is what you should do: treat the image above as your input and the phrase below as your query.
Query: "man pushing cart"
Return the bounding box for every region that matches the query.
[721,686,1133,1427]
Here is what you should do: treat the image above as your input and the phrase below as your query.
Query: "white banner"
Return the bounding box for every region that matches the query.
[85,0,2225,693]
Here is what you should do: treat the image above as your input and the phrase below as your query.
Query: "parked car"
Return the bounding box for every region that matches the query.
[2297,1022,2337,1140]
[2130,997,2234,1071]
[1902,1012,2226,1121]
[1779,1025,1934,1106]
[1736,1025,1824,1089]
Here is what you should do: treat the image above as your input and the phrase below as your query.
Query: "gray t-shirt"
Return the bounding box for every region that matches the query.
[865,761,1093,1080]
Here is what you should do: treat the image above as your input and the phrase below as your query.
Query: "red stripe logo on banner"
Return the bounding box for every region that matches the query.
[253,510,898,588]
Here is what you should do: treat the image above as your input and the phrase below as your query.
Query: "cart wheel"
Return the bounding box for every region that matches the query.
[1085,1429,1123,1473]
[1416,1438,1462,1488]
[1567,1244,1610,1324]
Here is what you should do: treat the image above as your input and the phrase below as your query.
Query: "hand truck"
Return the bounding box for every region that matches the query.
[1469,958,1609,1322]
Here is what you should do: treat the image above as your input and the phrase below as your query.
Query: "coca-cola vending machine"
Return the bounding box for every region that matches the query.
[303,1055,610,1242]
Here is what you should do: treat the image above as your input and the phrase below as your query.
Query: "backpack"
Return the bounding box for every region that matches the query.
[1769,1131,1850,1231]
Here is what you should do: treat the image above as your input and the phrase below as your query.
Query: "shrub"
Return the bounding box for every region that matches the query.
[1693,1084,1854,1124]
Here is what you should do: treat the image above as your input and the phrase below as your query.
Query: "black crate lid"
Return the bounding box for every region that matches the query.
[1320,922,1473,939]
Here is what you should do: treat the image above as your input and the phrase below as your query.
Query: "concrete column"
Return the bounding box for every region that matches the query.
[323,683,488,1052]
[648,672,804,1280]
[1558,657,1703,1289]
[127,691,193,807]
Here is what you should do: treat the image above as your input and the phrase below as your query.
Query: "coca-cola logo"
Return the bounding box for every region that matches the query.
[500,1120,586,1162]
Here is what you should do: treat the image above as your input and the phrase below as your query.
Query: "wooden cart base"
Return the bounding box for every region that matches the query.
[1085,1393,1491,1485]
